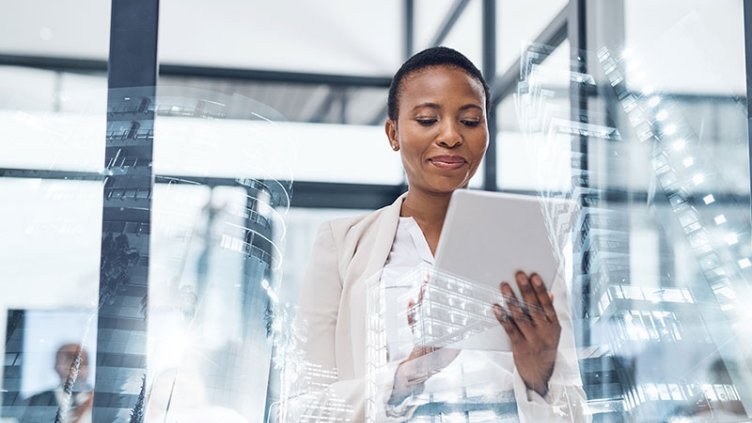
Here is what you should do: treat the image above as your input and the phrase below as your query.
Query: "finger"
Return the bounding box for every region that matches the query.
[499,280,517,305]
[530,273,559,325]
[508,298,535,339]
[414,283,428,331]
[499,281,521,313]
[407,299,416,328]
[500,283,534,339]
[493,304,523,344]
[526,273,550,324]
[417,280,428,304]
[499,281,527,321]
[516,271,542,315]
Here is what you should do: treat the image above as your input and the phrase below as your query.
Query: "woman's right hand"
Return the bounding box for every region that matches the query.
[494,271,561,397]
[394,345,459,390]
[390,287,460,403]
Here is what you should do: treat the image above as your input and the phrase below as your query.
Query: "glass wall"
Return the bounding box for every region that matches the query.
[1,0,751,422]
[515,1,750,421]
[0,1,110,422]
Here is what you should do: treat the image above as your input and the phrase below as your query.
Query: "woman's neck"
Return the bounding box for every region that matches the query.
[400,188,453,254]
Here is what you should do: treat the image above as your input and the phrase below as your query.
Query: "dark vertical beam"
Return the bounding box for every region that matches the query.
[244,185,277,422]
[1,311,25,422]
[745,0,752,228]
[405,0,415,59]
[482,0,497,192]
[570,0,588,154]
[93,0,159,421]
[589,0,625,185]
[569,0,590,349]
[339,89,348,124]
[107,1,160,89]
[741,3,752,415]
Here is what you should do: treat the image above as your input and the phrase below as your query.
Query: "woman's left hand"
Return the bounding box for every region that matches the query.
[493,271,561,397]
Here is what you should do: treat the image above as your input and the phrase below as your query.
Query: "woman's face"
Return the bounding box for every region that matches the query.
[386,65,488,195]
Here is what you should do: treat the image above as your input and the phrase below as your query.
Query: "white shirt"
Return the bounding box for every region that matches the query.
[380,217,589,422]
[53,386,92,423]
[381,217,434,362]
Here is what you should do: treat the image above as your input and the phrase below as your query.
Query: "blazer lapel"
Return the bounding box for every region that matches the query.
[365,193,406,276]
[346,193,405,377]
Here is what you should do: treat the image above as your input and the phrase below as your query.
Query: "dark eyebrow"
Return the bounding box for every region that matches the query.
[411,103,483,112]
[459,104,483,112]
[411,102,441,111]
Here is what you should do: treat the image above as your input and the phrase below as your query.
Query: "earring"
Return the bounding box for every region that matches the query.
[391,144,399,151]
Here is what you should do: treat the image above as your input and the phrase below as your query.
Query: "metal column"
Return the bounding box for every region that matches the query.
[745,0,752,228]
[404,0,415,59]
[569,0,590,351]
[737,0,752,415]
[93,0,159,421]
[482,0,497,192]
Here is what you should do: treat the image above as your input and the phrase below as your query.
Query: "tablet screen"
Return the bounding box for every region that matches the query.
[428,189,575,350]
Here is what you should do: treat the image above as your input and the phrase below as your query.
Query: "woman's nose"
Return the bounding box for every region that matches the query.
[436,121,463,148]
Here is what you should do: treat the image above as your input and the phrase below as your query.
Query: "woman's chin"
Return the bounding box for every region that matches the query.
[425,181,468,195]
[408,175,472,195]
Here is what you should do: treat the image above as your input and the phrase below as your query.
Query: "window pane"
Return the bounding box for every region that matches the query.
[497,41,571,192]
[153,87,404,184]
[158,0,401,75]
[511,0,752,420]
[0,0,110,58]
[0,179,102,421]
[0,69,107,173]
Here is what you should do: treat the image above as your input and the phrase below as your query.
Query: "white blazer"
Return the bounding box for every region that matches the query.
[282,193,589,422]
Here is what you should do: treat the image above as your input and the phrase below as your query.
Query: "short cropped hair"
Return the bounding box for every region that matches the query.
[387,46,490,122]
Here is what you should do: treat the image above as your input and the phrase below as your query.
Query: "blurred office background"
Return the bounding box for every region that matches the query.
[1,0,751,421]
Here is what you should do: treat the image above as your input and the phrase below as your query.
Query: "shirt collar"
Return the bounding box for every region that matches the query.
[399,216,435,265]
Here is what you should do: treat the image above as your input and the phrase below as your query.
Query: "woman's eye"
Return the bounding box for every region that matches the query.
[416,118,437,126]
[462,120,481,127]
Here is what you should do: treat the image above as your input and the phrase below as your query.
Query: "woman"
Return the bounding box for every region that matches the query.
[283,47,586,422]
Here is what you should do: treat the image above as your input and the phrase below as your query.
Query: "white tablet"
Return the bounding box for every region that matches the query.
[431,189,575,351]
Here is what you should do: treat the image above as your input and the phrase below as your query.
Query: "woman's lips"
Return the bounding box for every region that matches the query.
[429,156,467,170]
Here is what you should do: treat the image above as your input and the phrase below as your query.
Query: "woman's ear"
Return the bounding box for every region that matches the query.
[384,119,400,151]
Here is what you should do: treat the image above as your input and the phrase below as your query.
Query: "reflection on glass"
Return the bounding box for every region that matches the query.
[145,90,293,422]
[2,1,751,422]
[510,1,752,420]
[3,311,97,423]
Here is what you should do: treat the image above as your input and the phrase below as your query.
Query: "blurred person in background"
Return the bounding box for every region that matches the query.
[21,343,92,423]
